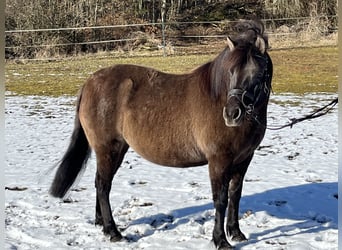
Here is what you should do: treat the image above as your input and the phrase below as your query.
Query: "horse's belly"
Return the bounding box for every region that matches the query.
[120,88,206,167]
[123,127,206,168]
[131,141,207,167]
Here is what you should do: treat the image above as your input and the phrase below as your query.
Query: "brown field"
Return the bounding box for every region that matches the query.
[5,46,337,96]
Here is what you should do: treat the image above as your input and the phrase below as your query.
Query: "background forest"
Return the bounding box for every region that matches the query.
[5,0,338,59]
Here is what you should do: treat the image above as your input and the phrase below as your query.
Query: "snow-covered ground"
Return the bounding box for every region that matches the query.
[5,92,338,250]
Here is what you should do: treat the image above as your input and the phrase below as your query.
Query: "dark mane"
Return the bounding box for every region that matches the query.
[202,19,269,100]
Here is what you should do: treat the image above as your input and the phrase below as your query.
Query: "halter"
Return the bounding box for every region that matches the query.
[226,54,270,124]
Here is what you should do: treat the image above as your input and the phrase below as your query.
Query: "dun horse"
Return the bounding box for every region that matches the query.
[50,19,273,249]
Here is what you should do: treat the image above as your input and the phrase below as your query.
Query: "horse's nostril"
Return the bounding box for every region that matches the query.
[232,108,242,120]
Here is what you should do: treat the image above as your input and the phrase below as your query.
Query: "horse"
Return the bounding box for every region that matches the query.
[50,19,273,249]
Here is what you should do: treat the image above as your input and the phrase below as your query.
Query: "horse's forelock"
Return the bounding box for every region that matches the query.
[232,19,268,53]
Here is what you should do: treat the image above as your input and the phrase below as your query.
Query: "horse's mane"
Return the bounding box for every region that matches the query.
[198,19,269,100]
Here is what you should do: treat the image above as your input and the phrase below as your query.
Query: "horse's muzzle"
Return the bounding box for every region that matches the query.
[223,106,243,127]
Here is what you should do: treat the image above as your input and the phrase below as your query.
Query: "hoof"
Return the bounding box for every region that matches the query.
[231,233,247,242]
[103,226,123,242]
[218,243,234,250]
[95,218,103,226]
[228,228,247,242]
[213,239,234,250]
[110,234,123,242]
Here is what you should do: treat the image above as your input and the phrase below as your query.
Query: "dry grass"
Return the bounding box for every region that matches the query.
[5,46,337,96]
[269,46,337,93]
[269,32,337,50]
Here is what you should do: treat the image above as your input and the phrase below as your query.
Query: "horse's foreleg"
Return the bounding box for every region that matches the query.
[209,157,233,250]
[226,154,253,242]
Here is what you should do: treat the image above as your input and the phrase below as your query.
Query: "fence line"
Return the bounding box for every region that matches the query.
[5,32,324,50]
[5,23,157,33]
[4,32,336,50]
[5,16,338,59]
[5,16,337,34]
[6,38,138,49]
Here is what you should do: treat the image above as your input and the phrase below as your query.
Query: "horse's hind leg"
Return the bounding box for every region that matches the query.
[95,141,128,242]
[226,154,253,242]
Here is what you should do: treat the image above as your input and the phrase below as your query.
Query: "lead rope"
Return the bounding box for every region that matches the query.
[266,97,338,130]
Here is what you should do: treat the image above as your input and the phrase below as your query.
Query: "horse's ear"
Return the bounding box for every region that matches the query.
[255,35,266,54]
[226,37,235,51]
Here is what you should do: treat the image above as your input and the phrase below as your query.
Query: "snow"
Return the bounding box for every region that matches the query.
[5,92,338,250]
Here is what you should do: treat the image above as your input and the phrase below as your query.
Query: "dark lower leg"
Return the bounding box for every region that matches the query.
[95,196,103,226]
[95,143,128,241]
[213,197,232,249]
[227,176,247,242]
[226,156,252,242]
[209,158,233,250]
[96,173,122,241]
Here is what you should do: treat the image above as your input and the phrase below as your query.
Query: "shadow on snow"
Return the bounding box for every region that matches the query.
[126,182,337,244]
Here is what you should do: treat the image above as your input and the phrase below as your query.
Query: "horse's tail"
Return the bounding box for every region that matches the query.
[50,87,91,198]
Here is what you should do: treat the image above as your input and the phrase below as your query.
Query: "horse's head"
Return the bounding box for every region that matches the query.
[213,20,273,127]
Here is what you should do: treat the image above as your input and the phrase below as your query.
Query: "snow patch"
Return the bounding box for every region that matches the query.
[5,93,337,249]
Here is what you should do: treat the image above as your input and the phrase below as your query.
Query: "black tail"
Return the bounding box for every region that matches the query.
[50,89,91,198]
